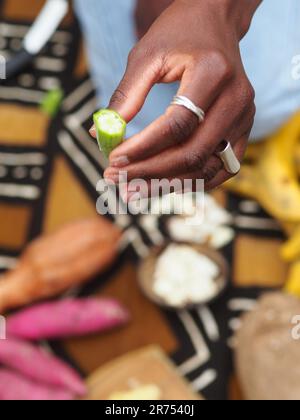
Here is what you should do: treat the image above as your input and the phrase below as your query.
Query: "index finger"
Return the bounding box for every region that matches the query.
[109,65,230,167]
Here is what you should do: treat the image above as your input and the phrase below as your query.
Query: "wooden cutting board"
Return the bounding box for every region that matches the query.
[85,346,203,401]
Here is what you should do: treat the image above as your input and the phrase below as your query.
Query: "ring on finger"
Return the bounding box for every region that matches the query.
[171,95,205,123]
[217,140,241,175]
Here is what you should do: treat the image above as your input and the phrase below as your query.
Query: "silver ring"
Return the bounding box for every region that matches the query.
[217,141,241,175]
[171,95,205,123]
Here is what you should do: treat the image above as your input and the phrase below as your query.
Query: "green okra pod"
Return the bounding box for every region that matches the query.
[93,109,127,158]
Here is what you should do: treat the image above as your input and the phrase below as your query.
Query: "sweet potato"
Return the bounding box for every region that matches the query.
[7,298,130,340]
[0,337,86,396]
[0,369,74,401]
[0,218,121,313]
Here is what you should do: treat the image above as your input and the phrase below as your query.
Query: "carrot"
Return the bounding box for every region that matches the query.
[0,218,121,313]
[7,297,130,340]
[0,369,74,401]
[0,337,86,396]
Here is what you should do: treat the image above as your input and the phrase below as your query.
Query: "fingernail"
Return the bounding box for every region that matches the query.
[89,125,96,137]
[110,156,130,168]
[104,171,120,184]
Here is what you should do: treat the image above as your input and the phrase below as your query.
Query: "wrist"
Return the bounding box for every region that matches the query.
[214,0,262,39]
[182,0,262,40]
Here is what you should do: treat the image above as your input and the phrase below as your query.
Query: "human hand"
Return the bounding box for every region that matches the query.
[91,0,261,200]
[135,0,174,39]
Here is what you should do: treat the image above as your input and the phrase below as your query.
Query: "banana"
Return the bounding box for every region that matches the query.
[226,113,300,297]
[281,225,300,262]
[296,142,300,176]
[285,260,300,298]
[225,164,257,198]
[244,142,265,162]
[279,221,299,237]
[227,112,300,223]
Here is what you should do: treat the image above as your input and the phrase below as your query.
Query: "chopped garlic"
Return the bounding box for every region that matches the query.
[153,244,219,307]
[209,226,235,249]
[168,217,212,244]
[169,218,235,249]
[168,194,234,248]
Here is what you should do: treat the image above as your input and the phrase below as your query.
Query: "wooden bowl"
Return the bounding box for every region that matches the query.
[138,242,229,310]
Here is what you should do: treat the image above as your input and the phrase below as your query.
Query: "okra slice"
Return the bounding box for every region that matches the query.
[93,109,127,158]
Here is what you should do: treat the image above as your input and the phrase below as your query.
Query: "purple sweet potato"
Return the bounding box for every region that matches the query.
[0,337,86,396]
[7,297,129,340]
[0,369,74,401]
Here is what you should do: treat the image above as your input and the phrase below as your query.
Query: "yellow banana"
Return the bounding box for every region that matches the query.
[285,260,300,298]
[281,225,300,262]
[280,221,299,237]
[296,142,300,176]
[244,142,264,162]
[227,112,300,223]
[225,164,257,198]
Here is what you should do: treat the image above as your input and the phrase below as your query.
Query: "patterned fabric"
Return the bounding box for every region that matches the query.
[0,0,288,400]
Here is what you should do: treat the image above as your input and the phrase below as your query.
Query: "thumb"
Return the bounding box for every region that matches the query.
[109,49,161,122]
[89,48,161,138]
